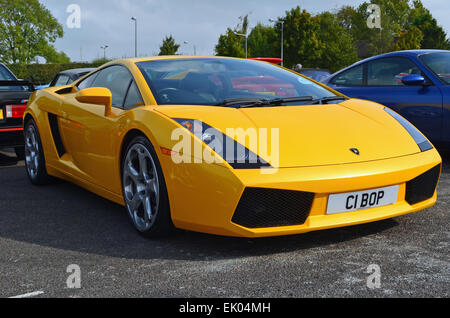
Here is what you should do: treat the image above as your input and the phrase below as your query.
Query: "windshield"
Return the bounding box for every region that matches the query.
[419,53,450,85]
[137,58,336,106]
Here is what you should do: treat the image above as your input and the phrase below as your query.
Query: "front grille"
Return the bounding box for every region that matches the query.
[231,188,314,228]
[405,165,441,205]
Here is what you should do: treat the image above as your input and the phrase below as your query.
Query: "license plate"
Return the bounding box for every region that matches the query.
[0,108,3,120]
[327,185,399,215]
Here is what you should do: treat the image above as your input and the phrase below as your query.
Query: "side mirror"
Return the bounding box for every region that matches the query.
[75,87,112,116]
[402,74,426,86]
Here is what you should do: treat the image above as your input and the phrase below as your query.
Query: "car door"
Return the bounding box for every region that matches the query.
[417,52,450,145]
[327,63,366,98]
[59,65,138,192]
[330,57,443,143]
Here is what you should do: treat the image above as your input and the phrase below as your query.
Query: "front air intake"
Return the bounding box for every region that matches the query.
[231,188,314,228]
[405,165,441,205]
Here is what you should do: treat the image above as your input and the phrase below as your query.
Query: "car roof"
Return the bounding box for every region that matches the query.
[59,68,95,76]
[329,49,450,78]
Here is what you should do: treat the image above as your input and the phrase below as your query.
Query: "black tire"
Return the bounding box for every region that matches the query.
[24,119,52,185]
[122,135,173,237]
[15,146,25,160]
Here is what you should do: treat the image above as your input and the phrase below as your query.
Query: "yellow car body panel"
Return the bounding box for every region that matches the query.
[24,56,442,237]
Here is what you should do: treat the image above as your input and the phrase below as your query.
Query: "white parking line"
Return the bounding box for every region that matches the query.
[9,291,44,298]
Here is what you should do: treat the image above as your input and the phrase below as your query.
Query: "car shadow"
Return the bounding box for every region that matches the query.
[0,149,18,167]
[0,165,403,261]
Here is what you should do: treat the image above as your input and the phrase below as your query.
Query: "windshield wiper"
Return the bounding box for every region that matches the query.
[312,96,348,104]
[215,96,314,108]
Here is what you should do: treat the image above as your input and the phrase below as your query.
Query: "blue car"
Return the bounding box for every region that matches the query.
[323,50,450,147]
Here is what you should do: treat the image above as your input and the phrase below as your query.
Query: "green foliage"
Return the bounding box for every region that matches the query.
[311,12,359,72]
[408,0,450,49]
[158,35,180,56]
[215,28,245,57]
[281,7,358,71]
[282,7,322,68]
[393,26,423,51]
[91,58,112,67]
[337,0,450,56]
[215,15,249,58]
[0,0,67,64]
[247,23,279,58]
[7,62,107,85]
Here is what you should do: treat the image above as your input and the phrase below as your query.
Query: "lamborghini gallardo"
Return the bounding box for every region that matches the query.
[23,56,442,237]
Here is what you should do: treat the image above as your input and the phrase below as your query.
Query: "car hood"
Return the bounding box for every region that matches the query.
[155,99,422,168]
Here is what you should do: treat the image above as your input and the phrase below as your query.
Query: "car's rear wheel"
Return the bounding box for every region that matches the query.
[122,136,173,237]
[24,119,51,185]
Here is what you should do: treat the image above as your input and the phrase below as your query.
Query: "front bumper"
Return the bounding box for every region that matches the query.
[162,148,442,237]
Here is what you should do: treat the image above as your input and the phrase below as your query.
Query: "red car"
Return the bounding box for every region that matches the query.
[249,58,283,65]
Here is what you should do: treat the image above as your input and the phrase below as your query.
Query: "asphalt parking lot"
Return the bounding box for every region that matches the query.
[0,148,448,298]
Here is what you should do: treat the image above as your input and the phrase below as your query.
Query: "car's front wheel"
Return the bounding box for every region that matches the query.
[122,136,173,237]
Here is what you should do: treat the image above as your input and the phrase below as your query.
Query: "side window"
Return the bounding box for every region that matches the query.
[54,75,70,86]
[77,72,99,90]
[91,65,133,108]
[331,64,364,86]
[124,81,144,110]
[367,57,423,86]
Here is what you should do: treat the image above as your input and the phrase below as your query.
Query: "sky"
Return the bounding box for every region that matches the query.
[39,0,450,62]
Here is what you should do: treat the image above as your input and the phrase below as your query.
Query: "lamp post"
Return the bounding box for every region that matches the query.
[269,19,284,67]
[131,17,137,57]
[100,45,109,59]
[183,41,197,56]
[233,32,248,59]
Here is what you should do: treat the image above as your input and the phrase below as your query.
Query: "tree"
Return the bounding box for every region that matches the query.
[41,47,71,63]
[158,35,180,56]
[393,25,423,51]
[247,23,278,58]
[282,7,322,68]
[336,0,450,57]
[280,7,358,71]
[0,0,65,64]
[408,0,450,49]
[215,28,245,57]
[314,12,359,72]
[215,15,249,57]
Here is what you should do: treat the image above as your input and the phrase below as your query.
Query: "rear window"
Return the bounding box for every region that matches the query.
[0,64,16,81]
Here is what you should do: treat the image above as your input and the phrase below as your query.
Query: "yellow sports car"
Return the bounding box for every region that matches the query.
[23,56,442,237]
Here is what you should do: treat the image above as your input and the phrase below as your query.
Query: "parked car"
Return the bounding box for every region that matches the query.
[249,58,283,65]
[297,68,331,82]
[323,50,450,147]
[0,62,34,159]
[35,68,95,90]
[24,56,441,238]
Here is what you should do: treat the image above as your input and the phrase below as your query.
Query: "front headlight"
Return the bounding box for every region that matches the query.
[173,118,272,169]
[384,107,433,152]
